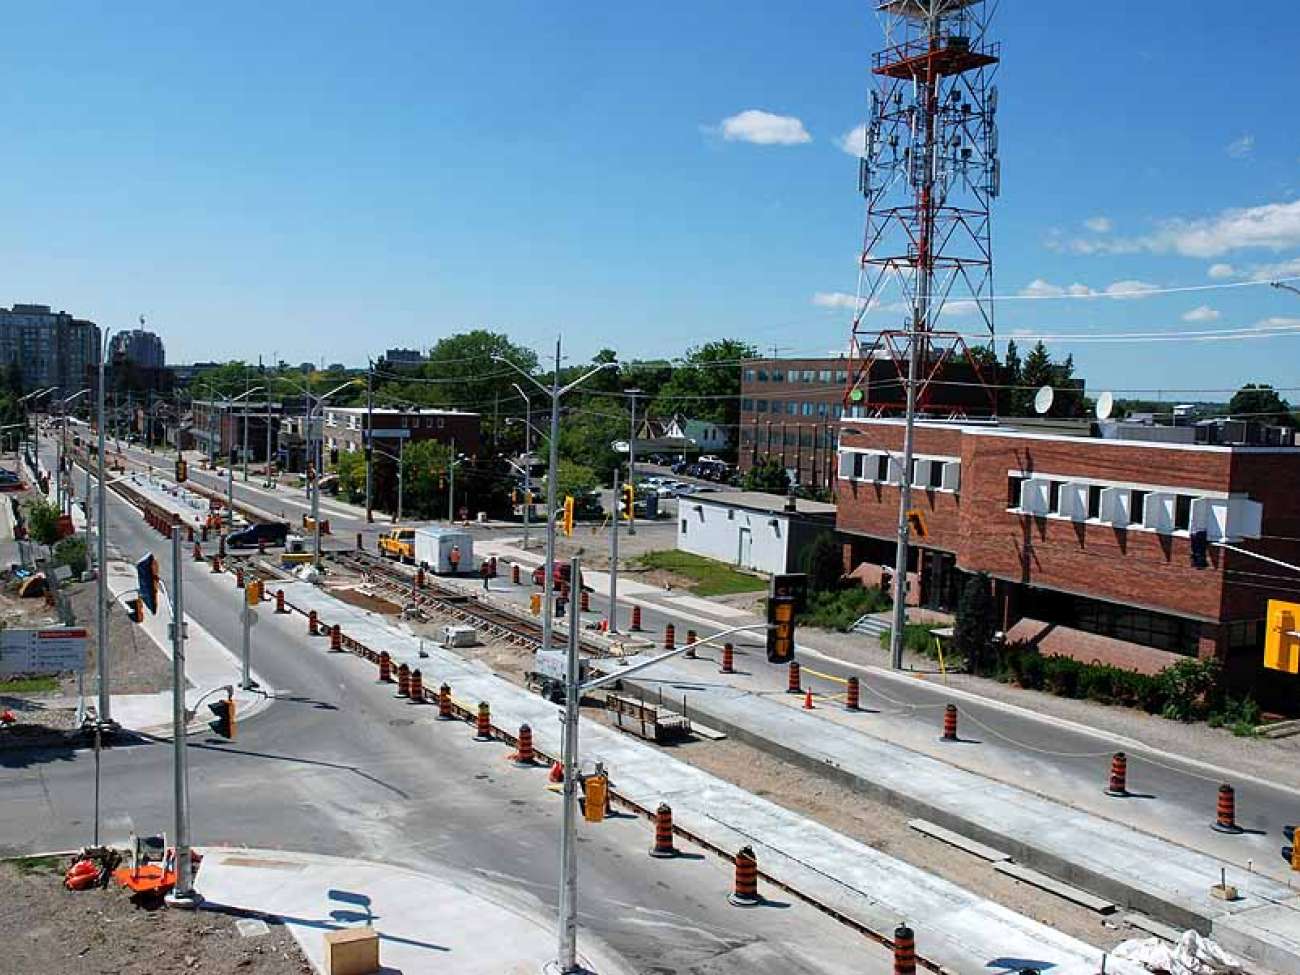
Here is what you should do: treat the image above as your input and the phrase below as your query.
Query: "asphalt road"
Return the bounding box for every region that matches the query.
[1,433,890,975]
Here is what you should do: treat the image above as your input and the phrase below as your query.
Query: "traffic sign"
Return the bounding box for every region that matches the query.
[0,627,88,675]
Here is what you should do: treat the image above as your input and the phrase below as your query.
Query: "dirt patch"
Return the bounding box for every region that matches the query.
[0,858,311,975]
[327,586,401,616]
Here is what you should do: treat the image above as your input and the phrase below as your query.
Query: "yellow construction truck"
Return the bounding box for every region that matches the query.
[377,528,416,562]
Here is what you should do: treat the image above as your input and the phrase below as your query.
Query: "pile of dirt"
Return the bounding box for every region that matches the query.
[0,858,312,975]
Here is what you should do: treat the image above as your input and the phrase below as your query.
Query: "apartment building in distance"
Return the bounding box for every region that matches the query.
[321,406,481,459]
[739,356,848,493]
[109,328,165,369]
[0,303,100,397]
[835,416,1300,706]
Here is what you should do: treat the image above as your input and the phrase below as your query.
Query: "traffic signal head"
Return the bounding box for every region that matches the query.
[620,483,635,520]
[175,458,188,482]
[562,495,575,537]
[135,553,160,615]
[209,694,236,739]
[766,589,796,664]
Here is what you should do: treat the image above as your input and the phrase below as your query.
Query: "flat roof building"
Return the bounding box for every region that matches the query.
[836,417,1300,705]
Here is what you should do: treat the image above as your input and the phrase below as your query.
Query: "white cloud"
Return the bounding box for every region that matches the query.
[1083,216,1113,233]
[1050,199,1300,259]
[1181,304,1221,323]
[944,300,980,316]
[715,110,811,146]
[838,124,867,157]
[1018,278,1094,298]
[812,291,858,309]
[1104,279,1159,299]
[1226,134,1255,159]
[1207,263,1237,279]
[1241,256,1300,282]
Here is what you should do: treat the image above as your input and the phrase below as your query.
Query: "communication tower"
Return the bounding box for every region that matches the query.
[844,0,1000,416]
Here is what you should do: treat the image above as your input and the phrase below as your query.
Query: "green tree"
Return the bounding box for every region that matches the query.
[652,339,757,429]
[333,450,366,505]
[742,458,790,495]
[558,404,628,482]
[801,531,843,594]
[400,439,452,519]
[52,536,88,577]
[1228,384,1295,426]
[953,572,996,673]
[25,499,61,546]
[554,459,598,500]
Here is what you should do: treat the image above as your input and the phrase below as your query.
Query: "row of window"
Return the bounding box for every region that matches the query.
[1008,474,1262,541]
[740,427,837,447]
[324,413,447,430]
[744,368,849,385]
[837,450,961,492]
[742,398,846,418]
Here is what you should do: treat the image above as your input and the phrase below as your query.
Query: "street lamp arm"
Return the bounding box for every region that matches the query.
[491,354,549,396]
[1271,281,1300,299]
[580,622,768,692]
[559,361,618,397]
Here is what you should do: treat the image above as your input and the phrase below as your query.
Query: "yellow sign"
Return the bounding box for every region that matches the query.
[1265,599,1300,674]
[906,508,928,540]
[246,579,262,606]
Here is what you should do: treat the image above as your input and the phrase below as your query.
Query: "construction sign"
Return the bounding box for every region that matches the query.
[1265,599,1300,674]
[906,508,929,540]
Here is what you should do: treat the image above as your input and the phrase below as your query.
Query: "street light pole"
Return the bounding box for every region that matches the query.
[96,330,112,725]
[609,468,620,633]
[626,388,641,536]
[512,383,532,551]
[447,438,459,524]
[365,358,374,523]
[557,556,582,972]
[164,524,199,908]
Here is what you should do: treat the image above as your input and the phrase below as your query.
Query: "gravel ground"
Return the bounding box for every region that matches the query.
[0,858,311,975]
[804,625,1300,790]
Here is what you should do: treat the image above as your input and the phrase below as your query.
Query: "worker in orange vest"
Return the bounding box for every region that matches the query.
[448,545,461,575]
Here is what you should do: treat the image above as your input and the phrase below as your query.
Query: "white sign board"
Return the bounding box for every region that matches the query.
[0,627,89,675]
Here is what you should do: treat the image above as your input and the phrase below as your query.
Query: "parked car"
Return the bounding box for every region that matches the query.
[226,521,290,549]
[671,461,688,475]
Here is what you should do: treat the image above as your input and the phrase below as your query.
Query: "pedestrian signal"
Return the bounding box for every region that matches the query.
[620,483,635,520]
[562,496,575,537]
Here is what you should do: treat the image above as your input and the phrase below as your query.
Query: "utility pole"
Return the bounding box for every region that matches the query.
[164,524,199,907]
[447,437,457,523]
[626,389,640,536]
[608,468,619,632]
[241,366,250,482]
[396,436,404,524]
[364,358,374,523]
[240,577,254,690]
[518,387,532,551]
[557,556,581,972]
[96,331,112,725]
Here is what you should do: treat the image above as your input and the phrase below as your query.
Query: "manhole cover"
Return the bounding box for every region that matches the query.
[235,919,271,938]
[388,718,413,727]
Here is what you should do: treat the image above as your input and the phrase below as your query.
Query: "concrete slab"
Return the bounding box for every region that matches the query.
[268,579,1143,975]
[994,861,1118,913]
[196,846,631,975]
[907,818,1011,862]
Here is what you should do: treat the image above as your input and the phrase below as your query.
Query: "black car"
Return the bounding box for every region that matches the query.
[226,521,290,549]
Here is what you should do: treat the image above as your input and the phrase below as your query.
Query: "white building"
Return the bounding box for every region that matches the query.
[675,491,837,575]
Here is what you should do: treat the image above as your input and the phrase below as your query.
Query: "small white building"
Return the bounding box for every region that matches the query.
[675,491,838,575]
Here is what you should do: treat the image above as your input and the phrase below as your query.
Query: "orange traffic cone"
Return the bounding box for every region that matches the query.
[548,760,564,784]
[803,690,814,710]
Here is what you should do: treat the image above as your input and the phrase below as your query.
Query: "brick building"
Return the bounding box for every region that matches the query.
[836,417,1300,702]
[739,356,848,492]
[321,406,480,458]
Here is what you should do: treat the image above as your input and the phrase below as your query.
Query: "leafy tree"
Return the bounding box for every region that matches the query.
[801,531,843,594]
[25,499,61,546]
[333,450,366,504]
[52,536,88,577]
[554,459,598,500]
[953,572,996,673]
[399,439,452,519]
[742,458,790,495]
[558,403,628,481]
[652,339,756,429]
[1228,384,1295,426]
[1001,340,1084,417]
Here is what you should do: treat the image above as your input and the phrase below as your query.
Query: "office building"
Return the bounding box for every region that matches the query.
[0,303,100,397]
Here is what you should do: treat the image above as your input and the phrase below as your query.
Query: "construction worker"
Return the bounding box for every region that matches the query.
[448,544,461,575]
[480,560,491,591]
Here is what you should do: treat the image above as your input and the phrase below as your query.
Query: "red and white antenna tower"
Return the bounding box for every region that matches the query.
[844,0,1000,417]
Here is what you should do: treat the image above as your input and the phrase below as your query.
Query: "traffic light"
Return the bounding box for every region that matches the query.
[562,495,575,537]
[1190,530,1209,569]
[511,489,519,505]
[620,483,635,520]
[767,592,796,664]
[246,578,262,606]
[135,553,160,616]
[209,695,236,739]
[175,458,187,482]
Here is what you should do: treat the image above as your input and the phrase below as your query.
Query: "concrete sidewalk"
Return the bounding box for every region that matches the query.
[196,846,630,975]
[265,576,1144,975]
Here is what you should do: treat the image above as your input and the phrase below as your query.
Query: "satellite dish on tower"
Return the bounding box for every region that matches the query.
[1096,391,1115,421]
[1033,385,1055,415]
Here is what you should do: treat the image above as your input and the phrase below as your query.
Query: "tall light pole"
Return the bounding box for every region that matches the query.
[1272,281,1300,299]
[96,329,113,726]
[511,383,532,550]
[492,342,618,655]
[626,388,641,535]
[307,380,358,569]
[364,358,374,523]
[446,440,463,524]
[163,524,200,908]
[225,387,263,523]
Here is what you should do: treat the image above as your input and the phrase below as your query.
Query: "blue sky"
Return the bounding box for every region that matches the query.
[1,2,1298,396]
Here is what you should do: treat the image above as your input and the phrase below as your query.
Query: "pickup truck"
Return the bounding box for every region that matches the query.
[378,528,416,562]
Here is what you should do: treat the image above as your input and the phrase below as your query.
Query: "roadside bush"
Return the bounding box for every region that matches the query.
[800,585,889,632]
[52,536,87,577]
[25,498,61,546]
[876,621,943,660]
[1208,695,1260,737]
[1157,657,1221,722]
[1042,654,1081,698]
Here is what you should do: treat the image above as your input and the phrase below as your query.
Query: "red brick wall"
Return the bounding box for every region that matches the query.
[835,421,1300,626]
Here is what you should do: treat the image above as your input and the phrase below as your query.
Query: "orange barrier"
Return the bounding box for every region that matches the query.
[235,568,245,589]
[192,543,203,562]
[684,629,697,659]
[378,651,392,683]
[941,703,958,742]
[787,661,801,694]
[275,589,286,614]
[663,623,675,650]
[308,610,319,636]
[803,689,814,710]
[409,668,424,702]
[1106,752,1128,797]
[728,845,760,906]
[580,590,590,613]
[893,925,916,975]
[846,675,860,711]
[1213,783,1241,834]
[630,605,642,631]
[510,723,536,766]
[329,624,342,652]
[474,701,493,741]
[396,664,411,698]
[720,643,734,674]
[511,563,521,585]
[548,760,564,784]
[437,683,453,720]
[649,803,677,858]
